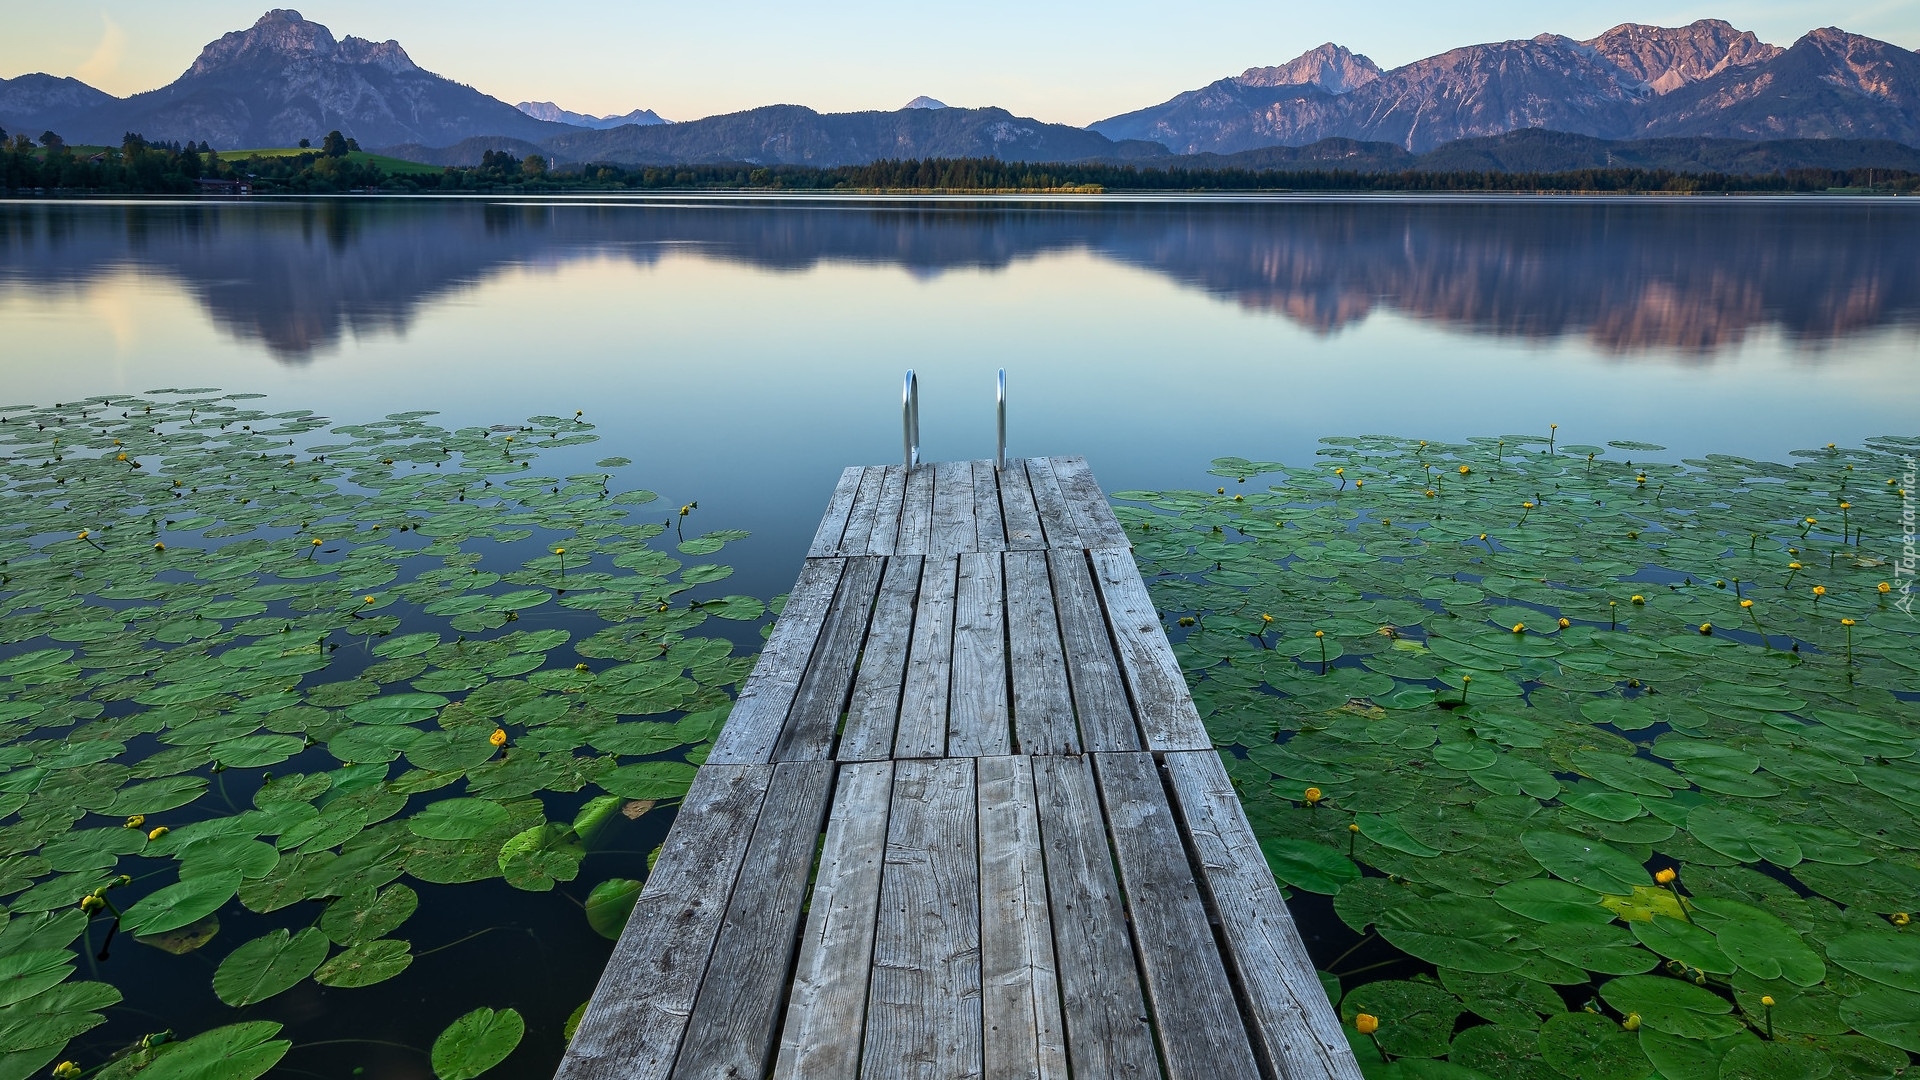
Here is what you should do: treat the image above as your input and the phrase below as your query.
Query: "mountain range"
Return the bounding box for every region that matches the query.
[2,10,1917,169]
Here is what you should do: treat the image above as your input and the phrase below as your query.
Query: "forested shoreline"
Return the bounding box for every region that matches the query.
[4,128,1916,196]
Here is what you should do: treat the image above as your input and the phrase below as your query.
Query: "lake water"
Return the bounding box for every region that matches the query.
[2,194,1918,1078]
[4,194,1917,600]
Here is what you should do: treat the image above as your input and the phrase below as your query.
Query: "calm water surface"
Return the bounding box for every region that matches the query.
[1,194,1917,1076]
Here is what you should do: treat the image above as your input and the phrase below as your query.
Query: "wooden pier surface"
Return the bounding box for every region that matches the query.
[558,457,1363,1080]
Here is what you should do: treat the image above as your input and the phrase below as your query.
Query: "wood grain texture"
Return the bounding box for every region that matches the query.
[776,557,887,762]
[838,466,889,557]
[997,460,1046,551]
[774,761,894,1080]
[1021,458,1080,550]
[710,558,847,765]
[1046,548,1140,753]
[1087,547,1211,752]
[839,555,922,762]
[865,466,908,557]
[1002,551,1078,756]
[977,756,1068,1080]
[948,552,1010,758]
[557,765,773,1080]
[894,556,958,759]
[1048,456,1127,549]
[897,464,936,556]
[930,459,978,556]
[971,460,1008,553]
[862,758,983,1080]
[675,760,838,1080]
[809,467,864,557]
[1164,750,1365,1080]
[1093,752,1261,1080]
[1030,755,1158,1080]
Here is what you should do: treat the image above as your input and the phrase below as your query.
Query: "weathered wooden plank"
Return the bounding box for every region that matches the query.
[839,555,922,762]
[1021,457,1081,550]
[837,466,890,557]
[997,459,1046,551]
[1030,755,1158,1080]
[674,760,839,1080]
[773,761,894,1080]
[776,557,887,761]
[977,756,1068,1080]
[897,464,936,556]
[894,556,959,758]
[865,465,908,557]
[948,552,1010,757]
[971,460,1008,553]
[557,765,773,1080]
[1049,455,1127,550]
[710,558,848,765]
[1002,551,1078,756]
[808,466,864,557]
[1165,750,1365,1080]
[930,459,978,556]
[862,758,983,1080]
[1094,752,1261,1080]
[1046,548,1139,753]
[1087,547,1211,752]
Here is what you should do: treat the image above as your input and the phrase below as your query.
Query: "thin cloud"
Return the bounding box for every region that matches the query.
[74,14,126,88]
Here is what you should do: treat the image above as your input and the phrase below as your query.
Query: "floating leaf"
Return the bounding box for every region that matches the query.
[139,1021,290,1080]
[431,1007,525,1080]
[212,927,329,1006]
[1824,931,1920,993]
[585,878,643,939]
[122,871,244,935]
[313,938,414,988]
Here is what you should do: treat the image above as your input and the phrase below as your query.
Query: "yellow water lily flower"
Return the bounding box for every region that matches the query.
[1655,868,1677,885]
[1355,1014,1379,1035]
[147,826,168,841]
[489,729,508,747]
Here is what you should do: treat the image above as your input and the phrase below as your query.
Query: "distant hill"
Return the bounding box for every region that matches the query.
[532,104,1164,167]
[516,101,669,128]
[0,9,574,149]
[0,74,116,137]
[1094,20,1920,153]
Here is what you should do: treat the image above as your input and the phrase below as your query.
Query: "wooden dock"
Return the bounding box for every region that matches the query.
[558,457,1363,1080]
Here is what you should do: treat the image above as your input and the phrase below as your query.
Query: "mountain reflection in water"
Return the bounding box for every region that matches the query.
[0,196,1916,361]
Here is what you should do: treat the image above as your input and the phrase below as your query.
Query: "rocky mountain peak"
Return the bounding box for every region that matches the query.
[185,9,416,77]
[903,96,949,110]
[1237,44,1382,94]
[1581,19,1781,93]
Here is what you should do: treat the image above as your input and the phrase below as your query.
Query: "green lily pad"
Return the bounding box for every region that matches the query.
[212,927,329,1006]
[1824,931,1920,992]
[585,878,643,940]
[139,1021,290,1080]
[313,938,414,988]
[431,1007,525,1080]
[122,871,243,935]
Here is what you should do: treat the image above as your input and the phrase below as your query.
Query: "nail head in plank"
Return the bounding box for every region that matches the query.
[839,555,922,762]
[557,764,773,1080]
[862,758,984,1080]
[949,552,1010,758]
[838,466,890,557]
[866,465,908,557]
[894,555,959,759]
[971,460,1009,553]
[1048,456,1128,549]
[1021,458,1081,550]
[809,466,865,557]
[1087,547,1211,752]
[710,558,849,765]
[1093,752,1262,1080]
[977,756,1068,1080]
[1046,548,1140,753]
[674,760,839,1080]
[897,464,936,556]
[774,762,894,1080]
[1031,755,1159,1080]
[1003,551,1078,756]
[1164,750,1365,1080]
[776,557,888,761]
[930,459,979,556]
[996,460,1046,551]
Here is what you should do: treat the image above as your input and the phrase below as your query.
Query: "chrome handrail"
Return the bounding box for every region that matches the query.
[902,370,921,470]
[996,368,1006,471]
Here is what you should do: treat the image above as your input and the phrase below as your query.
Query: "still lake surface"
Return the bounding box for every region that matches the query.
[1,194,1918,1076]
[3,194,1918,601]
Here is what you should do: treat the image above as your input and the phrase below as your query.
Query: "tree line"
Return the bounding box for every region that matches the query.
[3,129,1916,196]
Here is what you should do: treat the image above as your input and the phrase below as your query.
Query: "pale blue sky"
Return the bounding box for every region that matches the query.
[5,1,1914,127]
